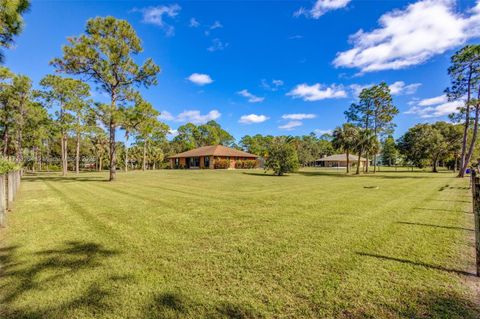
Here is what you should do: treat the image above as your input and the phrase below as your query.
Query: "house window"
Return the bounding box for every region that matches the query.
[175,158,179,167]
[204,156,210,167]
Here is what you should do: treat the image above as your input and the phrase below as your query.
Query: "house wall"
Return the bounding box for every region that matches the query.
[170,156,257,169]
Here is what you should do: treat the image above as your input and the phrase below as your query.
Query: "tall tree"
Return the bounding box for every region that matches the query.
[381,135,398,166]
[446,45,480,177]
[345,83,397,173]
[52,16,160,181]
[332,123,359,173]
[120,94,158,172]
[265,137,299,176]
[38,75,90,176]
[0,0,29,63]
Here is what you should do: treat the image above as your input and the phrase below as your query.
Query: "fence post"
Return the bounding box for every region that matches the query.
[0,175,5,227]
[472,169,480,276]
[7,171,13,210]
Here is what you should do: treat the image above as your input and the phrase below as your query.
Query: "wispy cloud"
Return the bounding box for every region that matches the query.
[187,73,213,86]
[207,38,228,52]
[287,83,347,101]
[282,113,316,120]
[260,79,284,91]
[288,35,304,40]
[189,17,200,28]
[160,110,221,124]
[239,114,269,124]
[294,0,351,19]
[134,4,181,36]
[405,95,462,118]
[334,0,480,72]
[279,121,303,130]
[237,89,264,103]
[349,81,421,97]
[314,129,333,136]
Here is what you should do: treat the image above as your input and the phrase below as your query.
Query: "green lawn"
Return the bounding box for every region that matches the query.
[0,169,479,318]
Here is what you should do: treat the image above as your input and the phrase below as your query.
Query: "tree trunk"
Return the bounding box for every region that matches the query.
[346,149,350,174]
[459,68,473,177]
[142,141,147,171]
[365,153,369,173]
[60,132,67,176]
[2,122,8,156]
[109,120,116,181]
[373,154,377,173]
[433,158,438,173]
[75,132,80,174]
[125,132,129,173]
[356,150,362,175]
[99,155,103,172]
[464,102,480,175]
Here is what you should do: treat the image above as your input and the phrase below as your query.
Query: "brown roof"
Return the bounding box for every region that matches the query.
[317,154,367,162]
[168,145,258,159]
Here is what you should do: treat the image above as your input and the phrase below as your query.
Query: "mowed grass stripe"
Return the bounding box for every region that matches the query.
[0,170,478,318]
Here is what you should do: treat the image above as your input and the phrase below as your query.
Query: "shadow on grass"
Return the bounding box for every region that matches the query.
[242,172,289,177]
[23,175,108,183]
[413,207,471,214]
[294,170,447,179]
[396,221,474,232]
[143,292,263,319]
[356,252,476,277]
[0,241,125,318]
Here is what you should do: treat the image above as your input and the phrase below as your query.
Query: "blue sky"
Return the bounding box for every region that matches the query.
[4,0,480,141]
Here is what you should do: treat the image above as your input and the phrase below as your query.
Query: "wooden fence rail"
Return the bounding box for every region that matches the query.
[0,170,23,228]
[470,169,480,276]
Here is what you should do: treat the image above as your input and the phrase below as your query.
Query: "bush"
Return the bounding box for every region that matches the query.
[0,158,20,174]
[235,159,257,169]
[214,159,230,169]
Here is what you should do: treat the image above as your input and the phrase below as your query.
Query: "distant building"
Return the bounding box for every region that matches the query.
[315,154,368,168]
[168,145,258,169]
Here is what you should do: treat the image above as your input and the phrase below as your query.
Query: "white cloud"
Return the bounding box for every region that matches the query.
[279,121,303,130]
[287,83,347,101]
[282,113,316,120]
[349,81,421,97]
[388,81,422,95]
[260,79,284,91]
[239,114,269,124]
[237,89,265,103]
[168,129,179,138]
[210,21,223,30]
[207,38,228,52]
[289,35,304,40]
[405,95,463,118]
[187,73,213,86]
[418,95,448,106]
[334,0,480,72]
[314,129,333,135]
[175,110,221,124]
[159,111,174,121]
[189,17,200,27]
[136,4,181,36]
[294,0,351,19]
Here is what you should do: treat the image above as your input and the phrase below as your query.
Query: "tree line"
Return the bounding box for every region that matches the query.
[1,1,479,178]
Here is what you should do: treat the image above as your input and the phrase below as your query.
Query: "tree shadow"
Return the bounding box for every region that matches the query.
[242,172,289,177]
[294,171,443,179]
[0,241,125,318]
[413,207,470,214]
[143,291,263,319]
[396,221,474,232]
[23,175,108,183]
[356,252,476,277]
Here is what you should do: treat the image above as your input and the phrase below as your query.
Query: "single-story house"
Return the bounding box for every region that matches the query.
[315,154,368,168]
[168,145,258,169]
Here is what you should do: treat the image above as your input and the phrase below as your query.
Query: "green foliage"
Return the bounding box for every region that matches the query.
[172,121,234,153]
[0,157,19,174]
[52,16,160,180]
[381,135,398,166]
[214,159,230,169]
[0,0,29,62]
[265,137,299,176]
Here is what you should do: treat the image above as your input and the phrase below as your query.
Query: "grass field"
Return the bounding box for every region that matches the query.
[0,168,479,318]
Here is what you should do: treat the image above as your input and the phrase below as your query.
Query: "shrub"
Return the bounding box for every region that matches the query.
[236,159,257,169]
[265,138,299,176]
[214,159,230,169]
[0,158,20,174]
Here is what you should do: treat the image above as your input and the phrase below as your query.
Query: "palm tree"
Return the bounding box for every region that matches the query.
[354,129,378,174]
[332,124,359,173]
